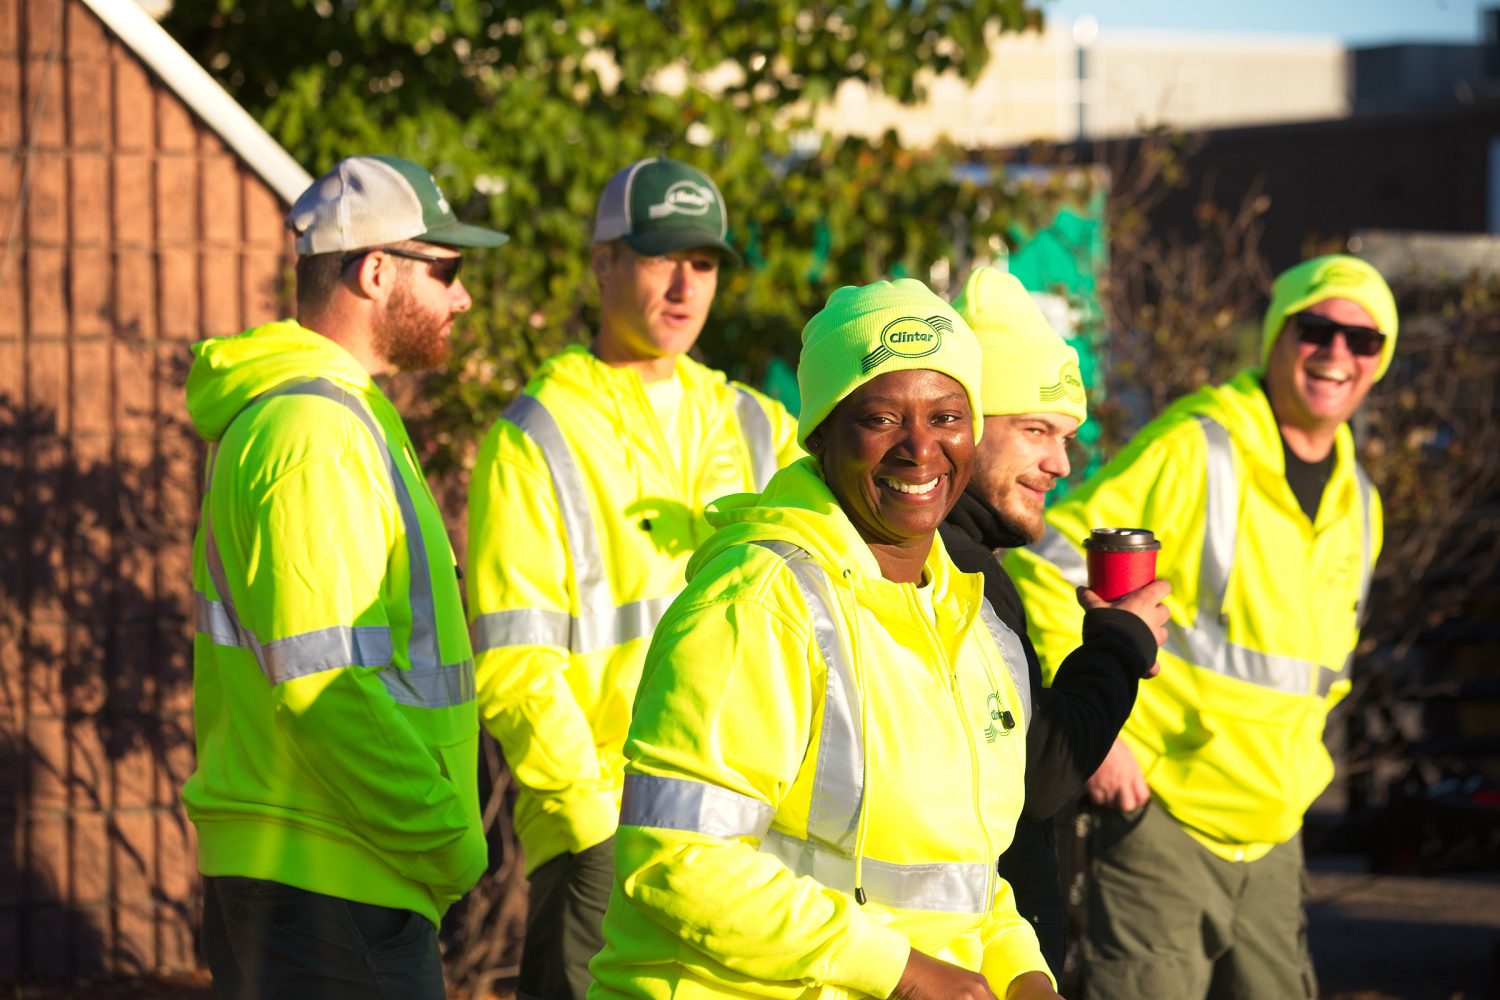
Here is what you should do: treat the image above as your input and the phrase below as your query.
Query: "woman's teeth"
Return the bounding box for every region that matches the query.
[880,476,939,495]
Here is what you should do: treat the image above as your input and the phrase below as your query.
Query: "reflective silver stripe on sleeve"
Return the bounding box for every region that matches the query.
[977,602,1032,727]
[733,386,777,491]
[1030,524,1087,588]
[471,607,571,652]
[503,394,681,656]
[1196,415,1238,625]
[195,593,247,649]
[620,773,774,839]
[761,829,991,914]
[201,378,474,707]
[752,540,864,852]
[259,623,394,683]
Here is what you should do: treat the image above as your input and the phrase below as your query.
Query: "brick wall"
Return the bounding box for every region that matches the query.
[0,0,292,980]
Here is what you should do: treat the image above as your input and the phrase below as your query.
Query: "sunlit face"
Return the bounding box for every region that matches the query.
[370,244,471,372]
[807,369,976,552]
[592,242,720,362]
[1264,297,1381,437]
[969,412,1079,544]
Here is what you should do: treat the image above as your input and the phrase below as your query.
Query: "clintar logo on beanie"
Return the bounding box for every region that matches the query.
[861,315,952,373]
[648,181,714,219]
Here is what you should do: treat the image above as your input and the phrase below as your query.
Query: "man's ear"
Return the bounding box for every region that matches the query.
[348,250,392,302]
[590,242,614,284]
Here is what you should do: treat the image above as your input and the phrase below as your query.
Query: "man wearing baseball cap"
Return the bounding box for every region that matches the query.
[181,155,506,998]
[1006,255,1397,998]
[465,157,800,999]
[939,266,1169,979]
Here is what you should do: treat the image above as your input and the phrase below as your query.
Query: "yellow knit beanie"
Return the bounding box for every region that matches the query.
[951,266,1087,424]
[1261,255,1399,380]
[796,278,984,447]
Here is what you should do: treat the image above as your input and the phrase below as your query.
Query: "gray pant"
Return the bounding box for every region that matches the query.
[1084,801,1317,1000]
[202,876,445,1000]
[519,837,615,1000]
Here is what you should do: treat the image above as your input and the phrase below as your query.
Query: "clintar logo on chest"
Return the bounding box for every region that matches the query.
[647,181,714,219]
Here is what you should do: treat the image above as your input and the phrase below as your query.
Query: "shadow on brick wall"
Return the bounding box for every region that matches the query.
[1,386,203,982]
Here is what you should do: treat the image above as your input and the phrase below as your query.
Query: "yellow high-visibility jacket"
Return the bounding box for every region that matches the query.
[181,320,485,926]
[467,346,801,873]
[1005,369,1382,861]
[588,457,1050,1000]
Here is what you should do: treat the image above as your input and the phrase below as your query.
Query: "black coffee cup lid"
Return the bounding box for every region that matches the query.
[1084,527,1161,552]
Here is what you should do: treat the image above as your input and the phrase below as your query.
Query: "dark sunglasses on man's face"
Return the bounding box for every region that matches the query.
[341,247,463,286]
[1293,312,1385,357]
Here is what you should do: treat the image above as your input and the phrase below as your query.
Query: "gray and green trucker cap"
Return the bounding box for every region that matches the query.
[592,158,741,263]
[286,154,508,256]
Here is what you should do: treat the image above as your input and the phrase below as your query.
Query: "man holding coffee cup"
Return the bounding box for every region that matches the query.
[1006,255,1395,998]
[939,265,1169,978]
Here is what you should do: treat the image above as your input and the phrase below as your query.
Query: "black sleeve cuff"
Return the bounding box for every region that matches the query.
[1082,607,1158,678]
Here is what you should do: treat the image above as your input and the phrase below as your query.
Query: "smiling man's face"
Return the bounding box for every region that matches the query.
[1265,296,1381,443]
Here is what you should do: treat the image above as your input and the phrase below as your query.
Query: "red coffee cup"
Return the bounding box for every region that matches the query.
[1084,528,1160,601]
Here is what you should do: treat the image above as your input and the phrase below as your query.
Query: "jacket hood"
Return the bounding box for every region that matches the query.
[185,320,374,443]
[1161,366,1356,490]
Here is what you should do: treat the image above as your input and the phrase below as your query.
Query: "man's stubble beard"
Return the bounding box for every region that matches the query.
[373,276,451,373]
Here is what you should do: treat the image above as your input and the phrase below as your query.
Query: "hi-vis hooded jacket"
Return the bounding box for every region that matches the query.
[588,457,1050,1000]
[467,346,800,873]
[1005,369,1381,862]
[181,320,485,926]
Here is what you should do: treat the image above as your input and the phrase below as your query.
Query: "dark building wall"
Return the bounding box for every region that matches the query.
[1,0,292,980]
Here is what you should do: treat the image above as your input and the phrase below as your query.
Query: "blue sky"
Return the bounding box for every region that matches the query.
[1038,0,1491,46]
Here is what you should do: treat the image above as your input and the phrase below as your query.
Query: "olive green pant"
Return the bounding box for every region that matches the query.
[518,837,615,1000]
[1084,801,1317,1000]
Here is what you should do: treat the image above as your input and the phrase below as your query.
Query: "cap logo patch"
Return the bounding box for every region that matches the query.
[647,181,714,219]
[1039,359,1085,403]
[861,314,951,373]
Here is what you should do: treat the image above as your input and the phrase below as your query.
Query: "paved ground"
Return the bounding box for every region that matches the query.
[1309,855,1500,1000]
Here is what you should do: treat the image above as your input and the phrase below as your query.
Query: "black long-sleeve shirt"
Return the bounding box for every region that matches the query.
[940,488,1155,973]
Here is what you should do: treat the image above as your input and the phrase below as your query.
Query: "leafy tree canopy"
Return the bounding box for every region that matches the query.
[165,0,1044,469]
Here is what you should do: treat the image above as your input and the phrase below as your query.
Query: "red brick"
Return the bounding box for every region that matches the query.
[155,86,196,154]
[157,614,195,716]
[200,249,240,338]
[243,172,287,246]
[0,0,17,53]
[67,16,110,149]
[0,620,21,722]
[71,810,110,904]
[113,249,156,338]
[26,335,67,426]
[112,154,152,247]
[69,153,110,245]
[71,337,111,431]
[25,247,68,337]
[112,810,155,900]
[111,714,155,806]
[201,154,241,247]
[113,338,154,427]
[73,904,110,977]
[24,149,65,240]
[0,337,18,397]
[112,50,152,153]
[24,0,60,56]
[156,348,195,434]
[0,54,20,151]
[243,249,290,324]
[157,811,196,901]
[69,626,109,718]
[72,249,113,338]
[0,230,18,340]
[158,249,198,338]
[155,154,197,247]
[26,715,67,806]
[114,901,157,973]
[158,897,198,970]
[23,54,63,149]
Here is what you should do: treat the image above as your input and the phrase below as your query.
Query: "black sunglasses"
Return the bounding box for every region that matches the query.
[1292,312,1385,358]
[341,247,463,286]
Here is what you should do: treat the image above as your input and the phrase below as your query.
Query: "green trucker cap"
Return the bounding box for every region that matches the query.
[286,154,508,255]
[592,158,742,263]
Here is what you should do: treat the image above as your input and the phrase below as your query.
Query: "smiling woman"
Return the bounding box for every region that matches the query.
[589,280,1062,1000]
